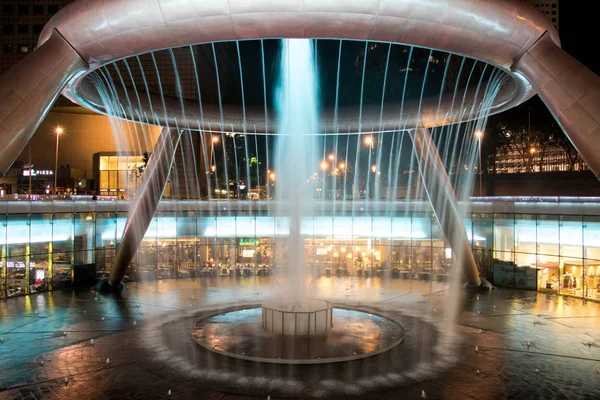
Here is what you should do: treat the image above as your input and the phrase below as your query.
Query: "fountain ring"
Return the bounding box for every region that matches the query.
[38,0,558,133]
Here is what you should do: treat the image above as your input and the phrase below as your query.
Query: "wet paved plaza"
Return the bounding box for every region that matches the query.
[0,277,599,399]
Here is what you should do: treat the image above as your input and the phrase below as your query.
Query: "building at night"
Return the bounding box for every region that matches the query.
[528,0,559,30]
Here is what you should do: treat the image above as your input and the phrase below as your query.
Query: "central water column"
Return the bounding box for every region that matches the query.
[264,39,327,333]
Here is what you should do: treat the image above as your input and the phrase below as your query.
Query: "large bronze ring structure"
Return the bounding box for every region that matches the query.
[1,0,599,289]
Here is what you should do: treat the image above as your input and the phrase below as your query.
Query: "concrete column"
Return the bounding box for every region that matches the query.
[409,128,481,287]
[514,32,600,179]
[101,128,181,290]
[0,30,87,175]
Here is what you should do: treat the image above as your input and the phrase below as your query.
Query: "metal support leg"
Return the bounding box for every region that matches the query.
[0,30,87,175]
[514,32,600,179]
[99,128,181,291]
[410,128,481,287]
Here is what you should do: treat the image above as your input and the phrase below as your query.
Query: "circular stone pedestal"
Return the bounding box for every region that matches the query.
[262,299,332,336]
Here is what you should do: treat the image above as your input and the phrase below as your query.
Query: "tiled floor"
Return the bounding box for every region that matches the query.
[1,277,599,399]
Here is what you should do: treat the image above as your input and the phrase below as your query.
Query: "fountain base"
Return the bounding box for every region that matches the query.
[192,306,403,364]
[262,298,332,336]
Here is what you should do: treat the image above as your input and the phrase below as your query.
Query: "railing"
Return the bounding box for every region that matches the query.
[0,194,119,202]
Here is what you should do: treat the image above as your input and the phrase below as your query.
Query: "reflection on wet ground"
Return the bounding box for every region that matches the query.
[0,277,599,399]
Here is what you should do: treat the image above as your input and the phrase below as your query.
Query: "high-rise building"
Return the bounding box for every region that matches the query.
[529,0,559,31]
[0,1,75,75]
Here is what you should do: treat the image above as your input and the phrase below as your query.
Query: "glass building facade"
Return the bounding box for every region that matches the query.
[1,198,600,301]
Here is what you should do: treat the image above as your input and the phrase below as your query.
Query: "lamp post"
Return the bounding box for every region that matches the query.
[54,126,63,196]
[475,130,483,197]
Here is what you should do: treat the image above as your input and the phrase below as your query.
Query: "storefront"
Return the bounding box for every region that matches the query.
[4,198,600,301]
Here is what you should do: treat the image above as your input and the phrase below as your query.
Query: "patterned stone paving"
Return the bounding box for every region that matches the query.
[0,277,599,399]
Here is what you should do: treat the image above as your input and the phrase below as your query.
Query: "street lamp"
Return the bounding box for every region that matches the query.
[54,126,63,196]
[363,135,374,147]
[328,153,335,161]
[475,130,483,196]
[320,161,328,171]
[371,165,378,173]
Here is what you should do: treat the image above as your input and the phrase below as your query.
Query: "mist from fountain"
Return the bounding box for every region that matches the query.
[268,38,320,311]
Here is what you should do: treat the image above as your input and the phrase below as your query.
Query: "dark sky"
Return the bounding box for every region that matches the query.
[499,1,596,129]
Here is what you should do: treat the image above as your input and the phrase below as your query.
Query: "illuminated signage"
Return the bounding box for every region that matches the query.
[23,169,53,177]
[239,238,259,245]
[242,249,255,258]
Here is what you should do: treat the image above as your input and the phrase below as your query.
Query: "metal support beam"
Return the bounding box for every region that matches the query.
[409,128,481,287]
[102,127,181,290]
[0,30,87,175]
[514,32,600,179]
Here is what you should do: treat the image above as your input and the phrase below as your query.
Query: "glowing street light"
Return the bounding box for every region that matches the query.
[371,165,378,173]
[363,135,374,147]
[339,162,345,170]
[475,130,483,196]
[54,126,64,196]
[328,153,335,161]
[320,161,329,171]
[530,147,536,154]
[269,172,276,181]
[212,135,220,144]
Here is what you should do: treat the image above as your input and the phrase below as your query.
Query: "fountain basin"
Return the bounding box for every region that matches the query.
[262,299,333,336]
[192,305,404,364]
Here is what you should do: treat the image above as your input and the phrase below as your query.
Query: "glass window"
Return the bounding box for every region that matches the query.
[108,156,119,170]
[560,216,583,297]
[108,171,118,190]
[583,216,600,299]
[3,45,13,54]
[3,25,13,34]
[117,156,128,171]
[99,171,109,189]
[33,24,44,34]
[30,214,52,292]
[6,214,29,297]
[1,214,6,299]
[48,5,59,14]
[584,258,600,300]
[515,214,536,265]
[95,212,117,279]
[99,156,110,171]
[17,5,29,15]
[33,5,43,15]
[3,5,15,15]
[494,214,514,260]
[74,213,95,265]
[18,25,28,34]
[537,215,559,256]
[20,46,29,54]
[118,170,128,190]
[560,216,583,259]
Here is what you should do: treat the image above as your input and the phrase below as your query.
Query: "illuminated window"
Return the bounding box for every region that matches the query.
[99,156,110,171]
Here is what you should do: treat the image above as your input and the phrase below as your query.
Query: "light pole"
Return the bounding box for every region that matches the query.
[54,126,63,196]
[475,130,483,197]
